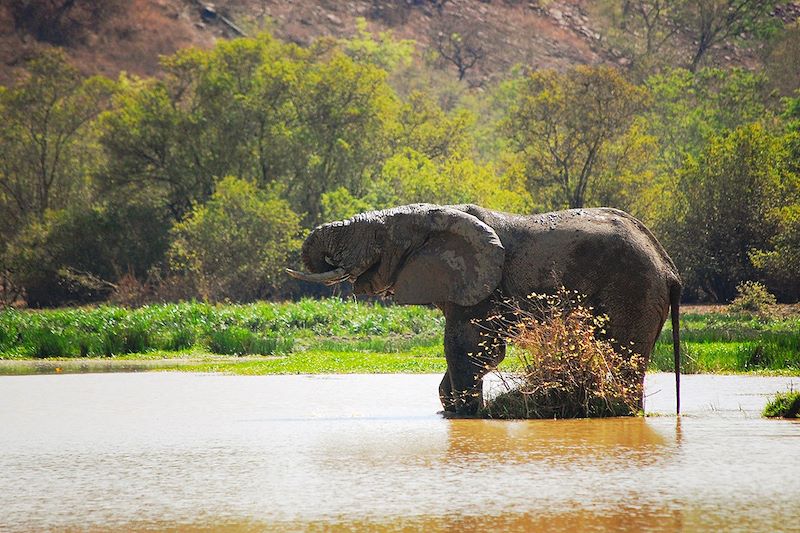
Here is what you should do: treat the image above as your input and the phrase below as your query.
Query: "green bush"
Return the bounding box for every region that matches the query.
[5,204,169,308]
[25,327,77,358]
[166,327,196,351]
[659,123,789,302]
[208,326,293,356]
[763,389,800,418]
[751,205,800,301]
[730,281,777,315]
[168,177,302,303]
[0,299,444,359]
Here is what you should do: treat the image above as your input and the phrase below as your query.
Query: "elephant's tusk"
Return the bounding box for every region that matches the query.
[286,267,350,286]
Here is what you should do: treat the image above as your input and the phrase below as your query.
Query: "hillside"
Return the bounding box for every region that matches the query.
[5,0,793,86]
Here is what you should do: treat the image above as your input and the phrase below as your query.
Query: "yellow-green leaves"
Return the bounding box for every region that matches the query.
[503,65,650,210]
[168,177,301,302]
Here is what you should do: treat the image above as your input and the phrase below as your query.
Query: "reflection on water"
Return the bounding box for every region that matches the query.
[0,373,798,532]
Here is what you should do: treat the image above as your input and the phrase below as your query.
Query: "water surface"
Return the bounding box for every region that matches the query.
[1,373,798,531]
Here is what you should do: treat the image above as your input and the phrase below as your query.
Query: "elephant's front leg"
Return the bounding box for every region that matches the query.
[441,300,505,416]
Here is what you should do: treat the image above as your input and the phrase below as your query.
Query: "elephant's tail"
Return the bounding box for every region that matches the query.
[670,281,682,415]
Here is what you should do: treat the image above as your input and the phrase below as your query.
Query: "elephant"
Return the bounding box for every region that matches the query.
[288,203,681,416]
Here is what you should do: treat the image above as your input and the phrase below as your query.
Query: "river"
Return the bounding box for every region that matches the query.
[1,372,798,531]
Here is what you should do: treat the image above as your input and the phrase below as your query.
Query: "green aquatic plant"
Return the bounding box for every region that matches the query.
[0,299,443,359]
[763,389,800,418]
[0,300,798,380]
[650,309,800,373]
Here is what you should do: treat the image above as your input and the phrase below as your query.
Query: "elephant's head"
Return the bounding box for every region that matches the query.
[287,204,505,306]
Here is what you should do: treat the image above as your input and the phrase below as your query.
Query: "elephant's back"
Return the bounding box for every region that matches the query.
[498,208,678,302]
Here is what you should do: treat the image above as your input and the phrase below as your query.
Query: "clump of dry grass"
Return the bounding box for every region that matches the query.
[480,289,645,419]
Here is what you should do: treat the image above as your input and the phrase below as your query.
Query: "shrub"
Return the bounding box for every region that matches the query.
[167,177,302,303]
[730,281,777,315]
[659,123,788,302]
[763,389,800,418]
[481,290,645,419]
[6,205,169,308]
[166,327,196,351]
[750,205,800,301]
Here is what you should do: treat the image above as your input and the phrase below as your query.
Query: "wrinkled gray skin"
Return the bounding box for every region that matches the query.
[289,204,682,416]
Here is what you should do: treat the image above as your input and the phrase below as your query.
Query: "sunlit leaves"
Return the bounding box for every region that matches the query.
[502,66,650,210]
[167,176,302,302]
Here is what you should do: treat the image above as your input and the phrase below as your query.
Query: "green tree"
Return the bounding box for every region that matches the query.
[338,17,415,72]
[502,66,650,209]
[0,49,113,238]
[662,123,789,301]
[638,67,769,224]
[100,34,396,225]
[751,205,800,300]
[644,68,768,175]
[365,148,532,214]
[167,176,301,302]
[390,90,474,161]
[285,50,396,223]
[749,95,800,300]
[320,187,373,221]
[99,35,300,219]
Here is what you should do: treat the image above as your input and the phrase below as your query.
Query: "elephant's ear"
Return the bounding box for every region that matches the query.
[391,206,505,306]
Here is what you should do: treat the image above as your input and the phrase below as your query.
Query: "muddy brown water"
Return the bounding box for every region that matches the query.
[1,373,798,532]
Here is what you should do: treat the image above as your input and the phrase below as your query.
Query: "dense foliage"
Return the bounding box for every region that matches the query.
[1,17,799,306]
[167,176,301,302]
[763,389,800,418]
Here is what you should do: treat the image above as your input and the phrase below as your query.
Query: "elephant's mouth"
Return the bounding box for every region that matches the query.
[375,284,395,297]
[349,260,396,298]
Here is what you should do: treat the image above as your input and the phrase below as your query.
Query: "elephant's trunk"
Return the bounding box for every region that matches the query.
[288,223,345,285]
[290,217,381,284]
[301,224,335,274]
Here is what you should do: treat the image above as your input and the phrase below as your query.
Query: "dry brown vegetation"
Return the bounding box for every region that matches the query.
[481,290,646,419]
[0,0,215,84]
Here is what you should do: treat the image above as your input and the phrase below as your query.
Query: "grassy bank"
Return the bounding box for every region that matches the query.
[651,308,800,374]
[1,300,798,375]
[0,299,442,358]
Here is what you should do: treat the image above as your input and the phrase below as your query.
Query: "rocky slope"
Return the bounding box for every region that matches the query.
[0,0,619,85]
[1,0,797,85]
